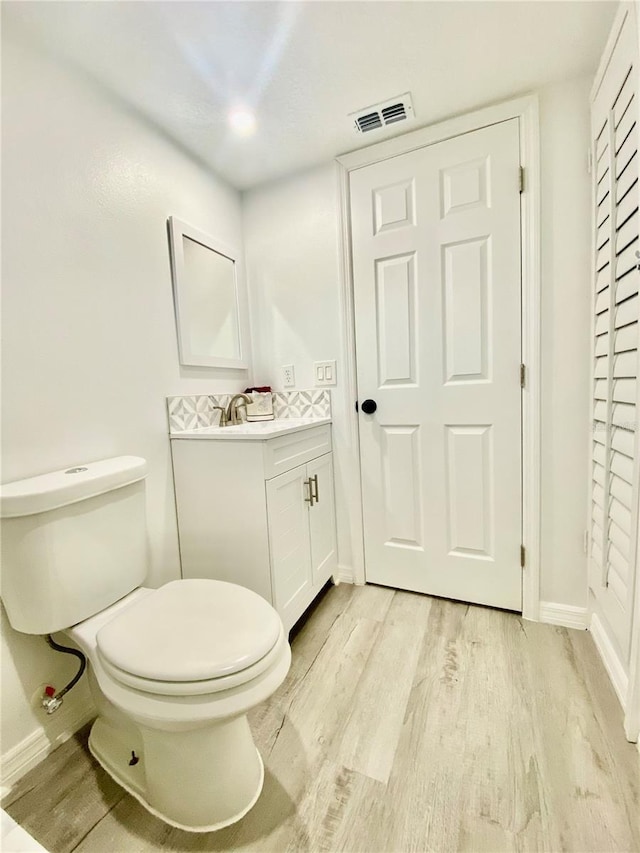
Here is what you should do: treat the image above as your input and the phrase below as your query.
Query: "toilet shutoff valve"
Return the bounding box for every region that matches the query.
[41,685,63,715]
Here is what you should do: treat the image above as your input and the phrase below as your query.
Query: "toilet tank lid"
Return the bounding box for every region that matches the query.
[0,456,147,518]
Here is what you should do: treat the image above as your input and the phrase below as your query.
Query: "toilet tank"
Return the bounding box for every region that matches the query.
[0,456,149,635]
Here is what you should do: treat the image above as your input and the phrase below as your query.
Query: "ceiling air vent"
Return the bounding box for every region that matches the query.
[356,111,383,133]
[381,103,407,125]
[350,93,415,135]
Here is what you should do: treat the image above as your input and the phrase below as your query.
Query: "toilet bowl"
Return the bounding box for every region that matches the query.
[0,457,292,832]
[66,579,291,832]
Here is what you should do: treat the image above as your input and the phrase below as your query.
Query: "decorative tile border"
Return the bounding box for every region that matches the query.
[273,390,331,419]
[167,390,331,432]
[166,394,231,432]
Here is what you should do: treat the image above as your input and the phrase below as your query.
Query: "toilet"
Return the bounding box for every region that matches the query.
[0,456,291,832]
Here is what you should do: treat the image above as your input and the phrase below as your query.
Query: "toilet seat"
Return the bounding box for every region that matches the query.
[97,624,288,696]
[96,578,282,693]
[67,582,291,727]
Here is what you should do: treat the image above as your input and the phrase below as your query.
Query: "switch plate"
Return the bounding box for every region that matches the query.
[282,364,295,388]
[314,360,337,386]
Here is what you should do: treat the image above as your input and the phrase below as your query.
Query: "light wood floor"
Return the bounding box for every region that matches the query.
[3,584,640,853]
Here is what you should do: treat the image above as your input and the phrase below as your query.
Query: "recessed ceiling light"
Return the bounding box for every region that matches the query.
[228,107,256,137]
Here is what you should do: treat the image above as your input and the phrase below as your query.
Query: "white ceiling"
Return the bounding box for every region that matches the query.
[4,1,616,190]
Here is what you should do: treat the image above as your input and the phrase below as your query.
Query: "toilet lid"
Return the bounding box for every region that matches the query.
[96,579,282,683]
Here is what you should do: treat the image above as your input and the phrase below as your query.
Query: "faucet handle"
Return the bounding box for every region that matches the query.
[210,405,229,427]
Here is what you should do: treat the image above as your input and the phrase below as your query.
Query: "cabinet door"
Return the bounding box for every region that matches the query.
[307,453,338,587]
[266,465,313,631]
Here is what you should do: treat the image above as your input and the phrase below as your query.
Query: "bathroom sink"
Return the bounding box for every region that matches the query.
[170,416,331,440]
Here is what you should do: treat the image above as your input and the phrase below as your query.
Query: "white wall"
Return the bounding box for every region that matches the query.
[244,75,594,612]
[1,23,249,773]
[538,75,592,608]
[242,164,356,574]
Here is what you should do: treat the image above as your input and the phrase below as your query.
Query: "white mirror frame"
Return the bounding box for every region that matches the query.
[168,216,249,369]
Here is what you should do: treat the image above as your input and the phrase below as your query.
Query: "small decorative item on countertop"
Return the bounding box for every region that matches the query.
[244,386,274,422]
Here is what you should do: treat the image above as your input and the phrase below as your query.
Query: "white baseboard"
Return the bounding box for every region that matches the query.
[333,564,357,585]
[1,703,95,790]
[539,601,589,630]
[590,612,628,710]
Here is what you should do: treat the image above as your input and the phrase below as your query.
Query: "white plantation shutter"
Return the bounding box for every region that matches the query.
[590,2,640,662]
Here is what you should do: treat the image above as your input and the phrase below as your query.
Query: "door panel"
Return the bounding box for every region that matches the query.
[445,424,493,557]
[373,180,415,234]
[351,119,522,610]
[381,425,423,548]
[376,254,417,386]
[443,236,490,382]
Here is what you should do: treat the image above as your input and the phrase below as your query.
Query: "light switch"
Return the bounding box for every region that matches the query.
[314,360,337,386]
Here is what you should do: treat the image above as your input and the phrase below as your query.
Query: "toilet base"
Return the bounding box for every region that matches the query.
[88,714,265,833]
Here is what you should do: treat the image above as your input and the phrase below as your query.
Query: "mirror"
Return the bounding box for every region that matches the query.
[168,217,248,368]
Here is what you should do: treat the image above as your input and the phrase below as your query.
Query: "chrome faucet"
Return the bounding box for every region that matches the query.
[226,393,252,425]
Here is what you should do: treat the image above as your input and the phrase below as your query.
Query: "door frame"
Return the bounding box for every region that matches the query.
[335,94,541,621]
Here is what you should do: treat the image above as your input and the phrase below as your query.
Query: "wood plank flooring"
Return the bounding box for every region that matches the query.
[3,584,639,853]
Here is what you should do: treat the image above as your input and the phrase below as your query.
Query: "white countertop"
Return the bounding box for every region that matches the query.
[170,417,331,441]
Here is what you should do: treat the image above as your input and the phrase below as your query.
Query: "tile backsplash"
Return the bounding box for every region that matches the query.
[272,390,331,419]
[167,389,331,432]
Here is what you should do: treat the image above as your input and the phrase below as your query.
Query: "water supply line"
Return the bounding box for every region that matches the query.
[42,635,87,714]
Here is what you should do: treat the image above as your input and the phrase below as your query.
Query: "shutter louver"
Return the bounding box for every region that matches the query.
[590,6,639,662]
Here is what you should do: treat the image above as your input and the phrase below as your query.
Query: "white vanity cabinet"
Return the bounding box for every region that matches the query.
[267,451,337,630]
[170,423,337,632]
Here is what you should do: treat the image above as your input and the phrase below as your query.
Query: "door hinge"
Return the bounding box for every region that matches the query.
[518,166,525,194]
[520,545,526,568]
[520,363,526,388]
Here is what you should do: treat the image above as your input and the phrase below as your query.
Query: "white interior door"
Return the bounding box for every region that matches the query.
[351,119,522,610]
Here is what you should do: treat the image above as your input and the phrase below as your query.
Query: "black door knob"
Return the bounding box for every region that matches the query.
[361,399,377,414]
